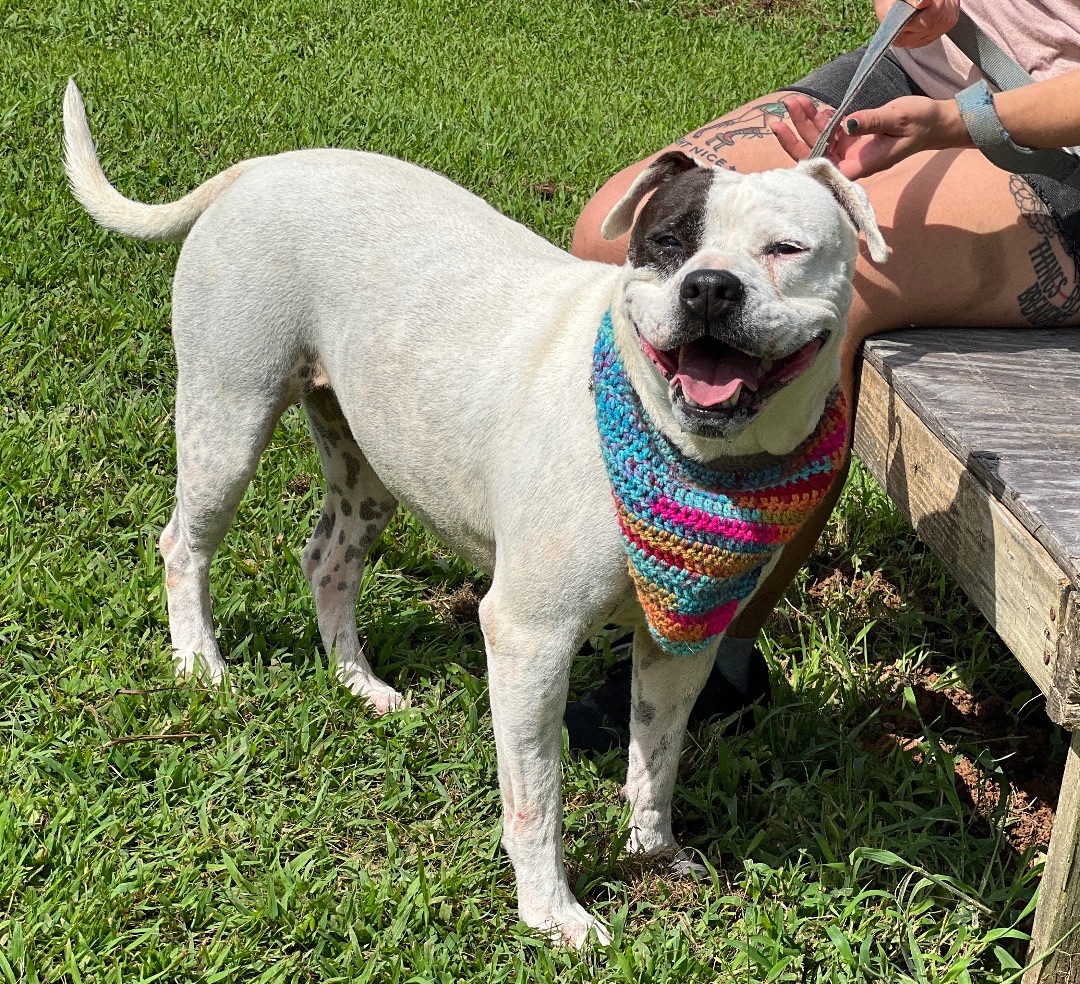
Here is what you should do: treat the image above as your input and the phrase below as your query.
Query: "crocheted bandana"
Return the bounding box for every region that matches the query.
[592,310,847,656]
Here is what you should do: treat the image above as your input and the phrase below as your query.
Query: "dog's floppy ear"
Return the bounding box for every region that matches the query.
[600,151,703,241]
[796,158,889,264]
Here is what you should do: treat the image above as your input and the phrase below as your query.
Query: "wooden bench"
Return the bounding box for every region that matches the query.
[854,329,1080,984]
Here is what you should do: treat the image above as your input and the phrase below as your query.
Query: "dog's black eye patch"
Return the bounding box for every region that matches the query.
[627,167,713,278]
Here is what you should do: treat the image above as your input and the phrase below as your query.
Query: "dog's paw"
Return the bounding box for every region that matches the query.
[625,835,708,880]
[366,686,406,716]
[336,661,404,715]
[527,902,612,949]
[173,650,228,687]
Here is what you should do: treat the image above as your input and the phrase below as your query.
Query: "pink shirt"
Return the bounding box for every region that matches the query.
[892,0,1080,97]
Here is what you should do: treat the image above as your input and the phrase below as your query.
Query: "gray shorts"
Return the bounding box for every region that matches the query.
[787,46,927,113]
[786,48,1080,267]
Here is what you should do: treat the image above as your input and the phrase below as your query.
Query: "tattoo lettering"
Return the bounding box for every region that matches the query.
[671,137,734,169]
[1011,175,1080,325]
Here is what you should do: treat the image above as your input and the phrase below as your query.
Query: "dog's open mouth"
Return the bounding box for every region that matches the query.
[638,332,823,420]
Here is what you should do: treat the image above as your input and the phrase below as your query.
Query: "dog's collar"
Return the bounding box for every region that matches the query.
[592,310,847,656]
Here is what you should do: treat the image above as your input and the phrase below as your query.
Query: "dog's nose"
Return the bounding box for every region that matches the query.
[679,269,744,325]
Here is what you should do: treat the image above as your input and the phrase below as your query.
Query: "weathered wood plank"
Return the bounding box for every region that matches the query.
[854,358,1078,724]
[860,330,1080,587]
[1052,592,1080,742]
[1024,729,1080,984]
[856,329,1080,981]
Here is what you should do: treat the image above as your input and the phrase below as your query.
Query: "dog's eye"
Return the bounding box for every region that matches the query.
[651,234,683,250]
[766,241,807,257]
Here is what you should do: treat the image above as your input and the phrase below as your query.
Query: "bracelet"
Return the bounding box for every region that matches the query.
[955,79,1080,187]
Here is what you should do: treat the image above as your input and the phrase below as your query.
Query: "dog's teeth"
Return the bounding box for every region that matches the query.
[723,386,742,408]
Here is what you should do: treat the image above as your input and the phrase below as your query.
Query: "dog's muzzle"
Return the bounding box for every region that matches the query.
[637,266,825,435]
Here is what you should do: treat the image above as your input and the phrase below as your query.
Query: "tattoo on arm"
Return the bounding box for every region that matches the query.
[1012,175,1080,325]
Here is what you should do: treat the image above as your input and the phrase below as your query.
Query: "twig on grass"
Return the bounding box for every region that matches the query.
[102,732,205,748]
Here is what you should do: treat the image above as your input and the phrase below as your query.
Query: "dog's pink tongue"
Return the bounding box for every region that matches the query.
[674,340,760,406]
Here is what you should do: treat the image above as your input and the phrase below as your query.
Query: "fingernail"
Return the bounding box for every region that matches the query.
[845,119,860,135]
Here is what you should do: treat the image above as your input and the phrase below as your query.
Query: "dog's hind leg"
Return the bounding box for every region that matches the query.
[159,373,285,684]
[301,388,401,714]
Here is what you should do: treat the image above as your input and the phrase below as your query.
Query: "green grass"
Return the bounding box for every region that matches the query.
[0,0,1065,980]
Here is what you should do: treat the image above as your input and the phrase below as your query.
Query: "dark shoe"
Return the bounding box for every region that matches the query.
[564,657,634,754]
[689,646,771,730]
[564,646,772,755]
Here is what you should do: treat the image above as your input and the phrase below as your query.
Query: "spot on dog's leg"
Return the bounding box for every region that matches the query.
[340,497,352,517]
[647,731,674,772]
[338,529,346,545]
[343,452,362,489]
[634,699,656,727]
[314,510,337,539]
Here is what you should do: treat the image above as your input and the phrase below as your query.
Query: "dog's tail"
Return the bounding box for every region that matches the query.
[63,79,255,242]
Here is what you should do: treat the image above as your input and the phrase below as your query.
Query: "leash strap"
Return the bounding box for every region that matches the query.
[948,9,1034,92]
[808,0,918,158]
[955,80,1080,187]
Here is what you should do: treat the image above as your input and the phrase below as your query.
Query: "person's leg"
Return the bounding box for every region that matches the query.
[569,113,1080,747]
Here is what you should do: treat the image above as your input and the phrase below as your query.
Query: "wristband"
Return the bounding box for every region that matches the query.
[956,79,1080,188]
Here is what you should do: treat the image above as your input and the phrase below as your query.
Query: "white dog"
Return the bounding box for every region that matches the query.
[64,80,886,946]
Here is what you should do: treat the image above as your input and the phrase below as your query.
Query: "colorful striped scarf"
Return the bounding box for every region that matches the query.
[592,311,847,656]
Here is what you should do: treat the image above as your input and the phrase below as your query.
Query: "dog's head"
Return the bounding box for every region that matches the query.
[602,153,887,460]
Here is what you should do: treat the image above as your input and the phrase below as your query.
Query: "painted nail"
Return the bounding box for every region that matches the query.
[845,119,860,135]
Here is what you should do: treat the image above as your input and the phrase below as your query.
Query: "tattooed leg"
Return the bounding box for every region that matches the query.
[671,95,815,170]
[1012,175,1080,326]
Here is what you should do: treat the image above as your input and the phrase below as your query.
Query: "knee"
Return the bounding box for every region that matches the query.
[571,188,631,265]
[571,156,662,264]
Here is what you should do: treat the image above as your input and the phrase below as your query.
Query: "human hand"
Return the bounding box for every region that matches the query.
[872,0,960,48]
[771,92,966,180]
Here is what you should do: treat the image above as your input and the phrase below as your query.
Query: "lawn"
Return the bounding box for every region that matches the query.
[0,0,1066,980]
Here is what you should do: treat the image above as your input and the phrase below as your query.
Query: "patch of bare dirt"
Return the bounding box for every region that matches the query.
[808,566,904,625]
[680,0,816,16]
[864,665,1061,859]
[425,582,483,626]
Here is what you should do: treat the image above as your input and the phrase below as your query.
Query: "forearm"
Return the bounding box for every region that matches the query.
[992,71,1080,150]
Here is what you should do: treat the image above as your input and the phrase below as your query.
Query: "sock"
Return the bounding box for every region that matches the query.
[715,635,756,694]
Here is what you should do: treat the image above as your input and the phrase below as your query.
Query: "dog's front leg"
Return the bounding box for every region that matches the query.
[479,592,610,948]
[622,629,716,858]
